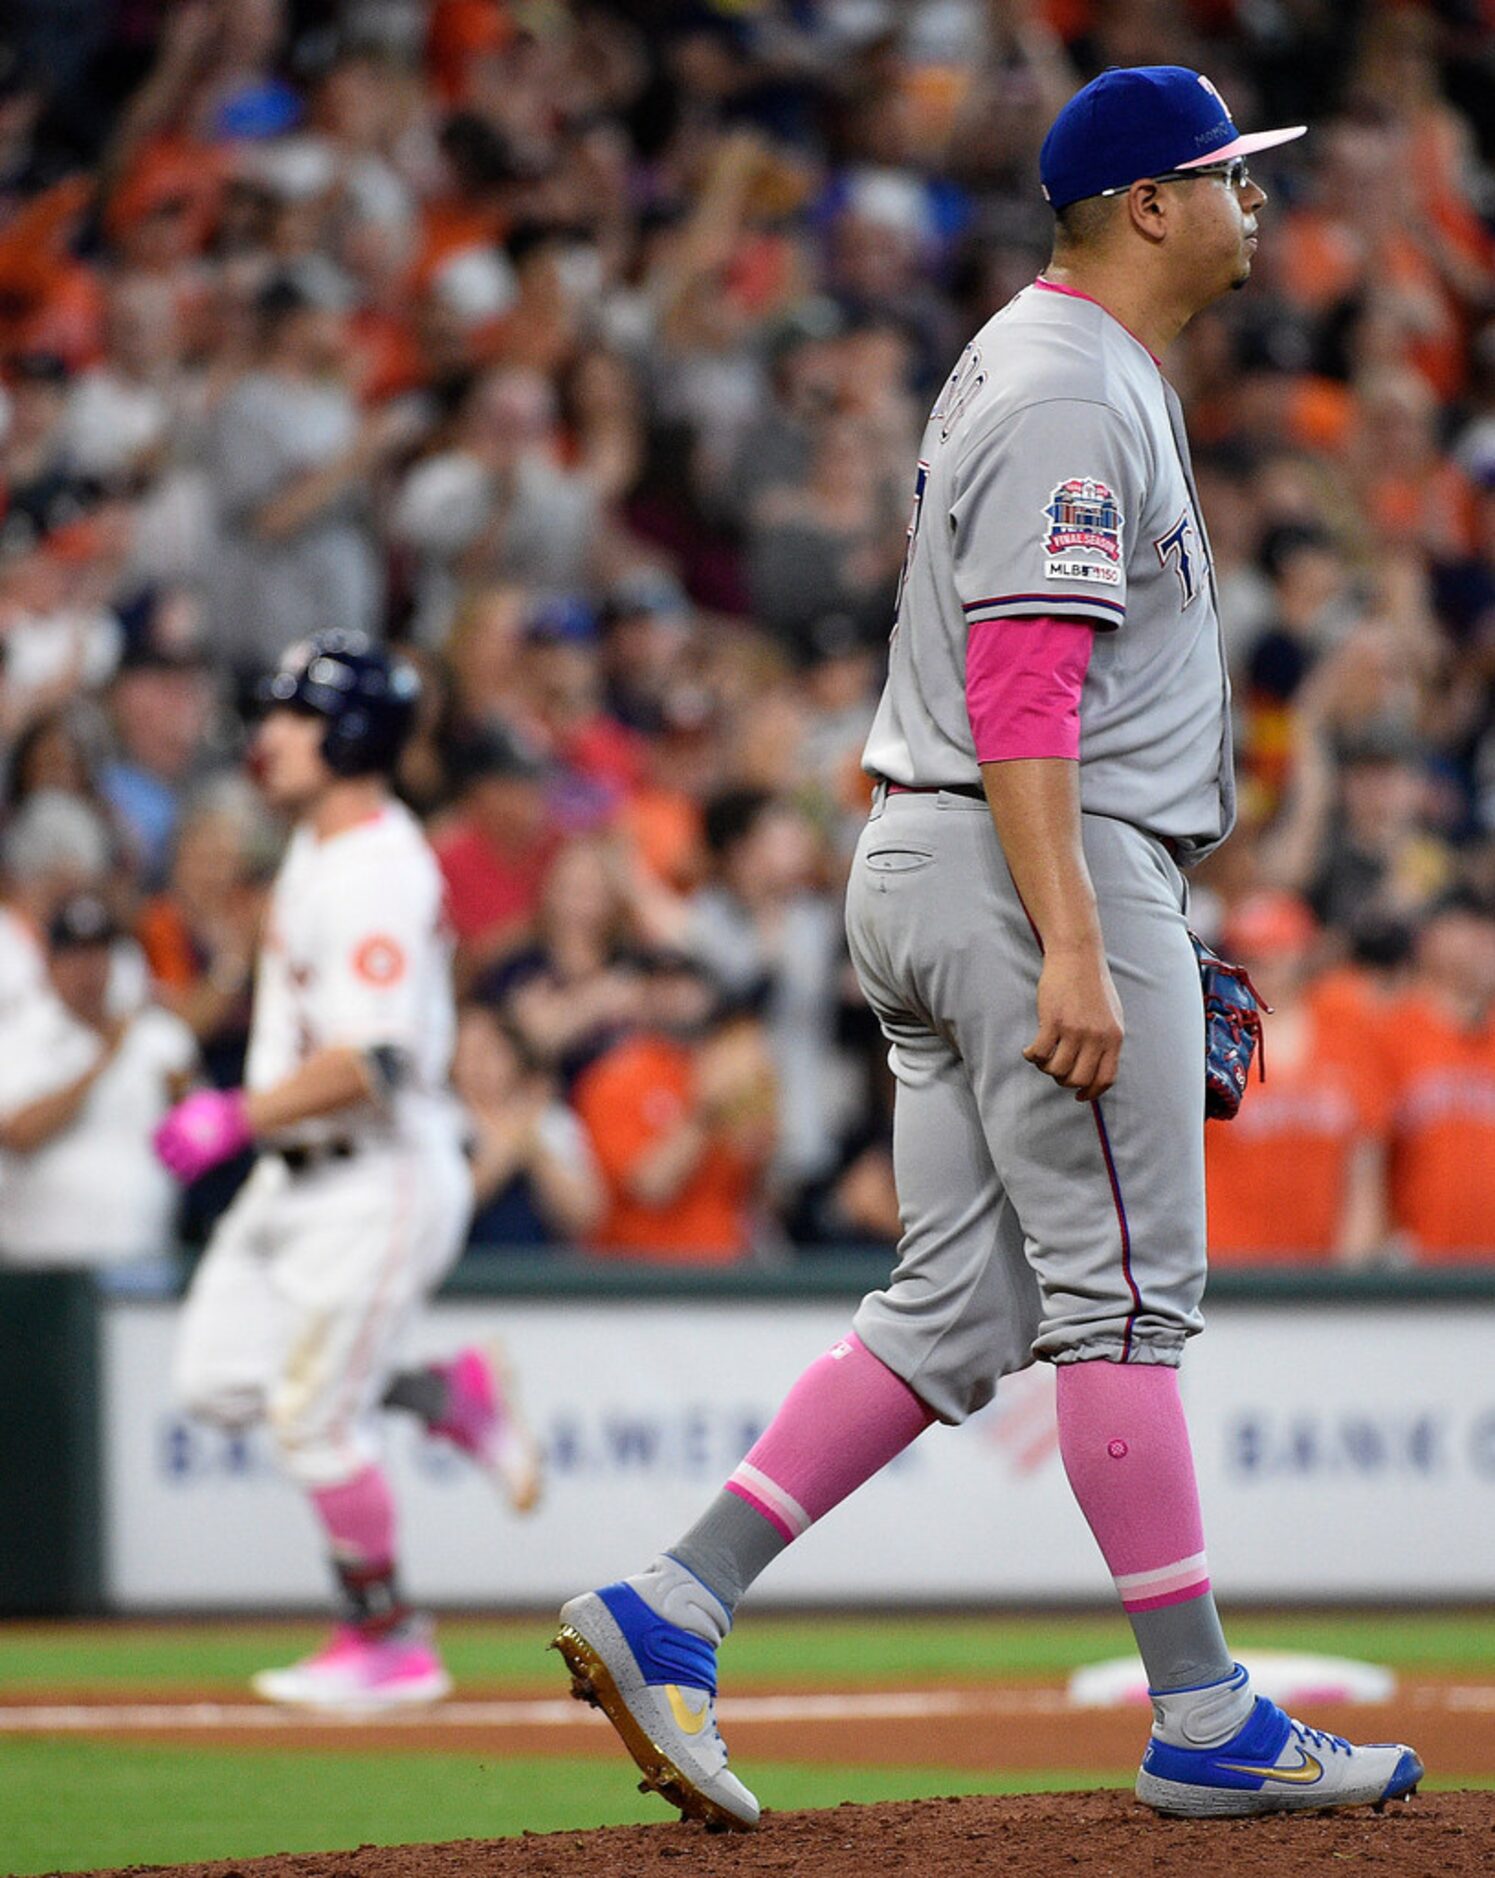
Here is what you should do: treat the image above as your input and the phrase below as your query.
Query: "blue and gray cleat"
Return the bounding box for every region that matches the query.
[1137,1691,1423,1817]
[552,1583,760,1831]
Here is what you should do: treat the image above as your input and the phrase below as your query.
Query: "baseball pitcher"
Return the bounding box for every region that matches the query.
[549,68,1422,1826]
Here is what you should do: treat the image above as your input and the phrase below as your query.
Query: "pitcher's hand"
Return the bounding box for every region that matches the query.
[1023,944,1124,1103]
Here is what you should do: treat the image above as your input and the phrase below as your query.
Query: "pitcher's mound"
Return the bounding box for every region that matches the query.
[60,1789,1493,1878]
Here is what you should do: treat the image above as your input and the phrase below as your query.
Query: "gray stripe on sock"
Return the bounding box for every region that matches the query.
[669,1488,792,1613]
[1130,1589,1234,1693]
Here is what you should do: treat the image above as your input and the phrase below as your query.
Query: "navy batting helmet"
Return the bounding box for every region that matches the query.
[258,631,420,777]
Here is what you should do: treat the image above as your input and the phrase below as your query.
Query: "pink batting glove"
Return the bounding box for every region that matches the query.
[153,1089,254,1182]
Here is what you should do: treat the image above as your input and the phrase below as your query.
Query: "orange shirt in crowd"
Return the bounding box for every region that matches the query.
[619,787,704,892]
[572,1035,754,1264]
[1380,994,1495,1261]
[1206,984,1389,1263]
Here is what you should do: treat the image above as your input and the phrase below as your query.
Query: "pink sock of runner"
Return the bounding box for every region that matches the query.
[1055,1361,1210,1611]
[310,1464,397,1572]
[724,1333,936,1542]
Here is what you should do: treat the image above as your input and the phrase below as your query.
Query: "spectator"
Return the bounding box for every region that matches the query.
[597,567,694,735]
[453,1002,603,1250]
[1312,726,1453,933]
[58,274,185,485]
[433,719,559,984]
[614,681,720,895]
[745,411,904,654]
[1351,365,1478,561]
[0,351,72,534]
[391,365,608,642]
[1262,651,1454,936]
[135,778,271,1069]
[0,510,128,736]
[573,953,777,1264]
[1377,892,1495,1262]
[793,613,882,849]
[1205,892,1389,1266]
[203,270,421,671]
[0,789,120,1018]
[444,583,533,731]
[100,635,218,886]
[684,788,850,1196]
[2,705,108,819]
[516,600,646,815]
[1244,525,1358,708]
[0,892,196,1266]
[710,319,841,533]
[479,833,646,1087]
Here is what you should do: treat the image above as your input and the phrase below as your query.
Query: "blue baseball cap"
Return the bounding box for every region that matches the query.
[1040,67,1305,211]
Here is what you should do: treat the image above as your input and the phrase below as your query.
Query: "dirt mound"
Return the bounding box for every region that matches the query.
[55,1789,1495,1878]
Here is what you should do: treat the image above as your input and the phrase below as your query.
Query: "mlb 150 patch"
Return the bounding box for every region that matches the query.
[1043,477,1123,586]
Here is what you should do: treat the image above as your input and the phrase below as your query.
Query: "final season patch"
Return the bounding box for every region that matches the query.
[1042,477,1123,586]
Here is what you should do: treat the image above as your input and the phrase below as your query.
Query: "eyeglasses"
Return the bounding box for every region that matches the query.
[1099,157,1252,198]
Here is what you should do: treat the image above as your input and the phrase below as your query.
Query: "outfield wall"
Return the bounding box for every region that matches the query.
[88,1262,1495,1609]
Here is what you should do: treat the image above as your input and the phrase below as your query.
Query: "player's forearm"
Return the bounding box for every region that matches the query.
[0,1063,106,1153]
[242,1047,376,1137]
[979,757,1105,955]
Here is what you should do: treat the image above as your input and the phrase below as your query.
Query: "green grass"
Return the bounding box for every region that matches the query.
[2,1613,1492,1876]
[0,1741,1129,1876]
[6,1608,1494,1693]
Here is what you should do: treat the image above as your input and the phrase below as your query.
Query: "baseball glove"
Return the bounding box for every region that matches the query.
[1190,931,1270,1121]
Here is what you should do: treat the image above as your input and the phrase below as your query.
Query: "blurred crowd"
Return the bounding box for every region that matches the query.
[1,0,1494,1271]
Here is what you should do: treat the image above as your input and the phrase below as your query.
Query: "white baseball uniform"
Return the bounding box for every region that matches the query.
[174,801,473,1487]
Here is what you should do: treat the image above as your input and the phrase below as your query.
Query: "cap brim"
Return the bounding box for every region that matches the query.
[1176,125,1306,167]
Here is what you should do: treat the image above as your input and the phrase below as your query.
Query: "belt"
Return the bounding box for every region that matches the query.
[878,777,1187,861]
[272,1139,357,1175]
[880,780,986,801]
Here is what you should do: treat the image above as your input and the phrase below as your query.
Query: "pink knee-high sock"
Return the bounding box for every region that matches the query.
[724,1333,936,1542]
[310,1463,397,1571]
[1056,1361,1210,1612]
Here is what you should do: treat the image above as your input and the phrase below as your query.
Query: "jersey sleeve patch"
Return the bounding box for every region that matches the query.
[1042,477,1124,587]
[351,934,408,986]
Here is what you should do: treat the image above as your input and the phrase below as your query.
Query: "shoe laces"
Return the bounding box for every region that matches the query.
[685,1689,730,1763]
[1290,1719,1351,1757]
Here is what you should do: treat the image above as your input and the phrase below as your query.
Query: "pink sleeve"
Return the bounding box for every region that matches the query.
[965,614,1094,763]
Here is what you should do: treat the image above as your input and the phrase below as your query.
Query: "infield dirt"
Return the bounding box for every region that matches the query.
[50,1790,1495,1878]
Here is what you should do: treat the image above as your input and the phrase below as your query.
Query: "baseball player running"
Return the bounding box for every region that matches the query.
[553,68,1422,1825]
[155,631,540,1713]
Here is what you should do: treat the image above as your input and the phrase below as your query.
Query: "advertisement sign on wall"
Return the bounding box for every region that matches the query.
[100,1299,1495,1607]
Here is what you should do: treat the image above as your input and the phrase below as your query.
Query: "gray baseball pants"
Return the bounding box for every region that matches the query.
[845,786,1207,1424]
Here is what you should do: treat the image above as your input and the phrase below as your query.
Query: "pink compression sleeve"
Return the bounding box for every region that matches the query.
[1056,1362,1211,1612]
[310,1464,396,1571]
[965,615,1095,763]
[723,1333,935,1542]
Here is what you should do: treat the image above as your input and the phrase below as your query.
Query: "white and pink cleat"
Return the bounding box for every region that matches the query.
[251,1623,452,1715]
[429,1342,545,1514]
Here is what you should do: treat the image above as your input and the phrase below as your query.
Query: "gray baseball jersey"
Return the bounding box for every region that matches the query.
[863,278,1235,858]
[846,279,1230,1418]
